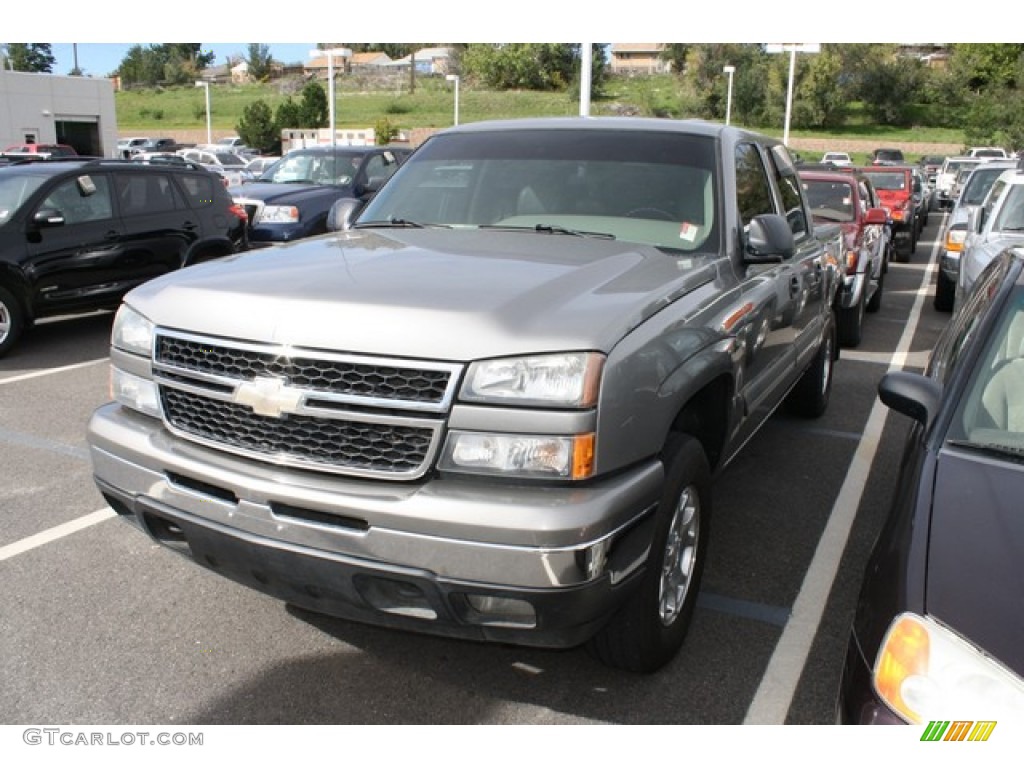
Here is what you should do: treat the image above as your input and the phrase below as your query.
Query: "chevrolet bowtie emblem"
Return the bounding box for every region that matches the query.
[233,377,303,418]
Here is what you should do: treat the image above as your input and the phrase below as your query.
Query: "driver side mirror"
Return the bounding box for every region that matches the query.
[327,197,364,232]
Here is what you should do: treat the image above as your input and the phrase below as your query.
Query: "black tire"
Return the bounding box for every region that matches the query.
[934,269,955,312]
[866,268,884,313]
[786,320,835,418]
[836,293,864,347]
[0,285,26,359]
[588,434,710,673]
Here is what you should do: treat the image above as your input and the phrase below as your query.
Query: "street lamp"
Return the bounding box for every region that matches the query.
[310,48,352,146]
[445,74,460,126]
[722,65,735,126]
[194,80,211,145]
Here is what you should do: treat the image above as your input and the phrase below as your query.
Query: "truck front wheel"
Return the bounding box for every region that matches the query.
[588,434,711,673]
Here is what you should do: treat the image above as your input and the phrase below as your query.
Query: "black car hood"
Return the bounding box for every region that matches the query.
[229,182,353,205]
[927,446,1024,676]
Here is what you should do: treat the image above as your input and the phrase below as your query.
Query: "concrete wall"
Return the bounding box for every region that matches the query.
[0,68,117,156]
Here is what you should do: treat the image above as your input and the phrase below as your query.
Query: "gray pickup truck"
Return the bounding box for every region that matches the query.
[87,117,840,672]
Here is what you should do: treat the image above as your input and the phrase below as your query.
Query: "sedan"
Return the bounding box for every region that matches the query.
[838,246,1024,725]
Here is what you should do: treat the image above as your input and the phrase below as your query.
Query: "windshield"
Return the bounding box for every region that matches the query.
[951,289,1024,457]
[802,179,854,223]
[962,168,1007,205]
[257,151,360,185]
[0,173,49,224]
[358,129,719,252]
[214,152,245,166]
[862,171,907,191]
[994,185,1024,232]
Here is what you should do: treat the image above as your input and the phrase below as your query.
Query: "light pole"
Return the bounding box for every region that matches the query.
[310,48,352,146]
[194,81,211,145]
[445,74,460,126]
[723,65,735,126]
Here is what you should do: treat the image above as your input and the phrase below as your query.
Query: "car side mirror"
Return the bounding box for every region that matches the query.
[967,206,984,234]
[327,197,364,231]
[32,208,66,228]
[878,370,943,430]
[743,213,795,264]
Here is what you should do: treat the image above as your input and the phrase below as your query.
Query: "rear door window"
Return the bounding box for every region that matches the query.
[175,172,217,208]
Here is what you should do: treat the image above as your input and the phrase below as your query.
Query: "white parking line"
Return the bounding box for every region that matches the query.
[0,357,108,386]
[0,507,116,563]
[744,225,943,724]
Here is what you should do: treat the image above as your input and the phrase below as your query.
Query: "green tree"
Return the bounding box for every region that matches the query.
[686,44,772,125]
[116,44,216,86]
[246,43,274,82]
[793,46,849,129]
[948,44,1024,93]
[299,81,328,128]
[236,100,279,154]
[274,97,302,131]
[856,53,926,127]
[462,44,583,90]
[660,44,690,74]
[8,43,55,73]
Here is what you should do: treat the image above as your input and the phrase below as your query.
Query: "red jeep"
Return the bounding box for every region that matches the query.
[859,166,916,260]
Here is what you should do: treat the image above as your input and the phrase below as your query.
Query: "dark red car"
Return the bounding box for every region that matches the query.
[800,168,889,347]
[839,247,1024,725]
[859,166,917,261]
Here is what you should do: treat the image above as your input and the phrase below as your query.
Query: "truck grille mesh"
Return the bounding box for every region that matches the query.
[153,332,459,480]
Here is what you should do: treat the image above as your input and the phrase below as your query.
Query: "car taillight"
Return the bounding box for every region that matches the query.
[229,203,248,221]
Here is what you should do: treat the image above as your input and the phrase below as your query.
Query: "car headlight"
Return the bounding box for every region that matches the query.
[873,613,1024,724]
[257,205,300,224]
[440,431,595,480]
[112,305,154,356]
[945,227,967,252]
[461,352,604,408]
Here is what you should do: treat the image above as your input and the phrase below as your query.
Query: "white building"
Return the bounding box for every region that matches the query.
[0,68,117,157]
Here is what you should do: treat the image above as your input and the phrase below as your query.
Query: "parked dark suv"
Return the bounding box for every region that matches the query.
[230,145,412,246]
[0,158,247,357]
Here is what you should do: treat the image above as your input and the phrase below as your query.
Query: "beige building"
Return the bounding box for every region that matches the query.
[609,44,670,74]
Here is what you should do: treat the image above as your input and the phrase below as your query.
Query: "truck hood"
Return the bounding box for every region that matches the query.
[125,228,720,361]
[926,448,1024,677]
[229,181,353,205]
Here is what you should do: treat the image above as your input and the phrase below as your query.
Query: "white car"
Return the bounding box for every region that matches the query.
[934,156,984,210]
[177,147,253,186]
[821,151,853,167]
[958,166,1024,309]
[245,156,280,177]
[116,136,150,159]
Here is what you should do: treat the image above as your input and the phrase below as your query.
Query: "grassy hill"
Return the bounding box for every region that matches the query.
[116,74,966,163]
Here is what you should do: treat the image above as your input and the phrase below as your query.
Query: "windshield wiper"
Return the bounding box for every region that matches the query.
[353,218,450,229]
[480,223,616,240]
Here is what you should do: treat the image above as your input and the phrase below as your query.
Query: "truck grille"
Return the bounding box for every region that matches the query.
[153,331,462,480]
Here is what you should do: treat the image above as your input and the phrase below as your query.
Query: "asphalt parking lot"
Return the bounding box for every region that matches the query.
[1,214,949,725]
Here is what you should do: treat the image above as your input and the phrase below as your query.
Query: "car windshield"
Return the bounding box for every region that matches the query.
[944,160,979,175]
[962,168,1007,205]
[802,179,854,223]
[0,172,49,224]
[994,185,1024,232]
[257,151,360,185]
[862,171,907,191]
[951,290,1024,456]
[214,152,245,166]
[358,129,720,253]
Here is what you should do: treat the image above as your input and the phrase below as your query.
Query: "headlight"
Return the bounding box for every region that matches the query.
[257,205,300,224]
[440,431,595,480]
[945,227,967,252]
[111,367,162,419]
[461,352,603,408]
[873,613,1024,724]
[112,305,154,356]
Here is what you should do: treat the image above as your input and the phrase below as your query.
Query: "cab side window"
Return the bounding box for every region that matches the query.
[735,143,775,228]
[40,175,113,224]
[768,145,809,239]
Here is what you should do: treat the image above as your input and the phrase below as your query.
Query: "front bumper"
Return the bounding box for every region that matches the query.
[87,403,663,648]
[939,249,961,281]
[838,629,905,725]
